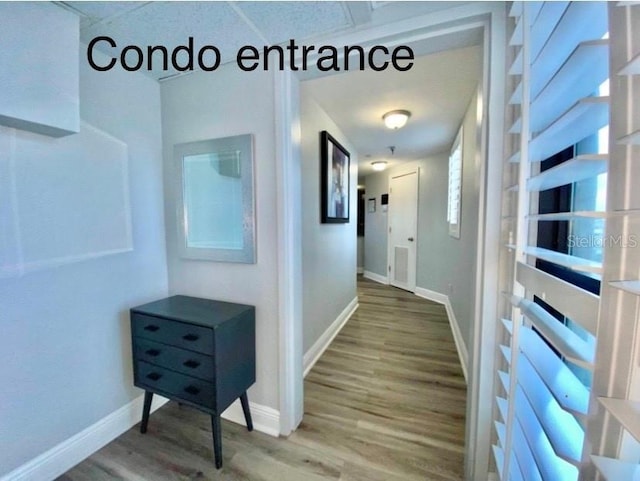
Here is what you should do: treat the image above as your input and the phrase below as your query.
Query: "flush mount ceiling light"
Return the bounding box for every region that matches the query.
[371,161,387,171]
[371,146,394,171]
[382,110,411,129]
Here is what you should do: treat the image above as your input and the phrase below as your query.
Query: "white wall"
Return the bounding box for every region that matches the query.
[418,91,479,353]
[363,173,390,279]
[300,89,358,354]
[161,65,281,411]
[0,46,166,476]
[0,3,79,137]
[363,91,479,355]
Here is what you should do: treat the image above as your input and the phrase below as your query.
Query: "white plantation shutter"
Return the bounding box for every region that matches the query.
[494,2,614,480]
[585,3,640,479]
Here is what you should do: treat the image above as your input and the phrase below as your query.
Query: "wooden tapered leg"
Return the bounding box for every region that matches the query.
[240,392,253,432]
[140,391,153,434]
[211,415,222,469]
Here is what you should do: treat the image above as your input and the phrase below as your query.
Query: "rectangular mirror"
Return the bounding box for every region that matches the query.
[175,134,255,263]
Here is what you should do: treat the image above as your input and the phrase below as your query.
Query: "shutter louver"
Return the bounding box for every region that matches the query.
[494,2,612,480]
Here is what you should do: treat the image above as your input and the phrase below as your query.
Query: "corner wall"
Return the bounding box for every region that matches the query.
[0,46,167,476]
[300,89,358,360]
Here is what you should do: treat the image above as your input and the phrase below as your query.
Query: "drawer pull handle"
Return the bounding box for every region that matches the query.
[145,349,160,357]
[144,325,159,332]
[183,359,201,369]
[146,372,162,381]
[184,385,200,395]
[182,333,199,342]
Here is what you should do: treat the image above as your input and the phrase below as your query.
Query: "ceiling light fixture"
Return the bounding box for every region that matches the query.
[382,110,411,129]
[371,146,395,172]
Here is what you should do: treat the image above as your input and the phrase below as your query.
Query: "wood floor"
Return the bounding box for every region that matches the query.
[58,277,467,481]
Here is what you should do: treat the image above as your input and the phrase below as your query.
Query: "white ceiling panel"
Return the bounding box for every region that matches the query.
[80,2,265,80]
[370,1,472,24]
[65,2,145,21]
[236,1,352,45]
[62,2,147,29]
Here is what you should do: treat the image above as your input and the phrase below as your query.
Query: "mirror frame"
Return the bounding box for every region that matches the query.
[174,134,256,263]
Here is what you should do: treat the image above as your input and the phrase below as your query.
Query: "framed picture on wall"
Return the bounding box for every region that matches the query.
[320,130,350,223]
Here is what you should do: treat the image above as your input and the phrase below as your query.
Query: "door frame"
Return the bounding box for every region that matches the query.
[386,166,419,293]
[274,4,506,479]
[274,69,303,436]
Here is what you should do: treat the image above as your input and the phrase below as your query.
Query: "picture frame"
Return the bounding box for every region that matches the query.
[320,130,350,223]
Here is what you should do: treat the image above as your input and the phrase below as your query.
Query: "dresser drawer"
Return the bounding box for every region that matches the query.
[135,360,215,410]
[134,338,214,381]
[131,313,213,354]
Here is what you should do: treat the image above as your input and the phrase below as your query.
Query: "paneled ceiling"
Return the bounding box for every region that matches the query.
[57,1,483,177]
[61,1,474,80]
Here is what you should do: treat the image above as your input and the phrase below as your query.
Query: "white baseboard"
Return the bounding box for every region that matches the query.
[415,287,448,305]
[1,393,169,481]
[2,391,281,481]
[363,270,388,285]
[303,296,359,378]
[221,400,280,438]
[415,287,469,383]
[357,266,364,274]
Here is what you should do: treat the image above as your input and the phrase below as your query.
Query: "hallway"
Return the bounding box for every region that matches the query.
[59,278,466,481]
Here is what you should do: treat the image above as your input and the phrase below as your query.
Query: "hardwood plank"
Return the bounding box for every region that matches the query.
[59,277,466,480]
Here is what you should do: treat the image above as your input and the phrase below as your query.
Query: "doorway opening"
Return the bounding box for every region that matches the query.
[276,5,506,480]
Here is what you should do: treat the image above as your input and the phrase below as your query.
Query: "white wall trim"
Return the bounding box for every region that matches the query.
[303,296,359,378]
[1,394,169,481]
[388,164,420,179]
[221,400,280,438]
[274,69,304,437]
[357,266,364,274]
[363,270,388,285]
[386,166,419,293]
[466,8,505,480]
[415,287,469,383]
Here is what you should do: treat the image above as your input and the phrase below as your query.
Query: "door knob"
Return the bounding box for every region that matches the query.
[408,237,414,242]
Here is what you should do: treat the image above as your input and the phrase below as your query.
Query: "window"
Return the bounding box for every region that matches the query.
[493,2,610,480]
[447,125,463,238]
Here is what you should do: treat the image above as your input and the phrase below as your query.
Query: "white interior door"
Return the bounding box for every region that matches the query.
[388,169,418,292]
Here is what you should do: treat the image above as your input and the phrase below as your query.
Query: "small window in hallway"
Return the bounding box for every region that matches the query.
[447,125,463,238]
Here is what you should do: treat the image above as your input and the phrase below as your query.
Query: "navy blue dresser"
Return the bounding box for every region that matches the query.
[130,295,256,469]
